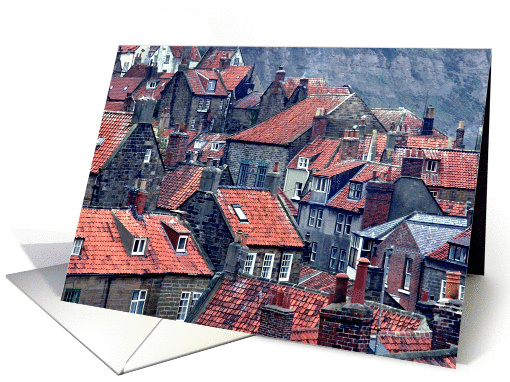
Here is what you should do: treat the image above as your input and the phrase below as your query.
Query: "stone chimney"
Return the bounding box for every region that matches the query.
[401,148,424,178]
[126,189,148,215]
[164,124,189,167]
[317,259,374,352]
[384,131,397,156]
[454,121,465,150]
[339,130,360,161]
[219,56,230,71]
[264,162,280,196]
[310,108,328,142]
[299,78,309,87]
[430,271,463,350]
[131,98,157,124]
[198,164,222,193]
[368,129,378,162]
[358,115,367,141]
[361,180,395,229]
[224,232,249,280]
[274,65,286,83]
[422,106,435,136]
[159,108,171,131]
[258,289,295,340]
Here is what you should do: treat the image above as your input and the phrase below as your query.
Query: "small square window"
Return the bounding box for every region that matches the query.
[297,157,309,169]
[348,182,362,200]
[144,149,152,163]
[132,238,147,255]
[426,160,438,172]
[207,79,217,92]
[312,177,328,192]
[211,141,225,152]
[176,236,188,253]
[147,81,158,89]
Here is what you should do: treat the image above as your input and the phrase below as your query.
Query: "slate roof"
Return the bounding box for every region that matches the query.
[157,164,205,210]
[216,187,304,248]
[185,69,228,96]
[354,214,412,240]
[232,92,262,109]
[90,111,134,174]
[426,227,472,261]
[67,208,213,276]
[230,95,352,145]
[386,347,457,368]
[392,147,480,190]
[287,137,342,171]
[220,66,252,91]
[108,77,144,101]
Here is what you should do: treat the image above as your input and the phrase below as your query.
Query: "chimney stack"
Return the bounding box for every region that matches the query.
[224,235,249,280]
[258,289,295,340]
[401,148,424,178]
[359,115,367,141]
[219,56,230,71]
[126,189,149,215]
[310,108,328,142]
[198,165,222,193]
[317,258,374,352]
[422,106,435,136]
[454,121,465,150]
[339,130,360,161]
[361,179,395,229]
[274,65,286,83]
[299,78,309,87]
[443,271,461,300]
[131,98,157,124]
[164,125,189,167]
[264,162,281,196]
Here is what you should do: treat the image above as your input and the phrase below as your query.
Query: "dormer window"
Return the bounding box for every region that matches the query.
[176,236,188,253]
[71,238,84,256]
[147,80,158,89]
[425,160,438,172]
[348,182,362,200]
[194,139,206,149]
[312,176,328,192]
[123,86,129,91]
[211,141,225,152]
[96,137,105,147]
[143,149,152,163]
[448,244,468,263]
[132,238,147,255]
[232,204,248,222]
[206,79,217,92]
[297,157,309,169]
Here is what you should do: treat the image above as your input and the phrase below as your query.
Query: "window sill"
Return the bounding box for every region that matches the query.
[398,289,410,295]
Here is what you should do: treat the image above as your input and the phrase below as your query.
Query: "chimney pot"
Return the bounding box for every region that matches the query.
[240,233,249,246]
[273,162,279,172]
[421,290,429,302]
[333,273,349,303]
[351,257,371,304]
[444,271,461,300]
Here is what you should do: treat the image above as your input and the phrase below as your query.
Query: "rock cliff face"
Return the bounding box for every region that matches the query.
[239,47,490,149]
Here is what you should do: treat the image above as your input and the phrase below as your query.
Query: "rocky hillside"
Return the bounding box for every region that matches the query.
[239,47,490,149]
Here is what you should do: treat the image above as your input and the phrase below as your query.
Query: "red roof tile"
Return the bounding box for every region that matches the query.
[298,266,336,293]
[170,46,201,62]
[90,111,134,174]
[406,136,449,149]
[436,199,466,217]
[230,95,351,145]
[372,108,447,138]
[118,45,138,54]
[313,160,366,178]
[132,76,173,100]
[378,331,432,353]
[411,355,457,368]
[392,147,480,190]
[216,187,304,248]
[290,328,319,344]
[220,66,252,91]
[104,101,125,112]
[278,188,298,217]
[108,77,144,101]
[185,69,228,96]
[198,48,237,69]
[124,64,150,78]
[282,78,349,98]
[157,164,205,210]
[67,208,213,276]
[288,137,342,171]
[427,227,472,260]
[368,304,424,332]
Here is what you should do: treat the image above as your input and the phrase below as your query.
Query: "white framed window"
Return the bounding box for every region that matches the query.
[176,236,188,253]
[204,98,211,111]
[147,81,158,89]
[261,253,274,279]
[123,86,129,91]
[448,245,468,263]
[143,149,152,163]
[403,258,412,291]
[297,157,309,169]
[348,182,362,200]
[243,253,257,275]
[312,177,328,192]
[211,141,225,151]
[315,209,324,229]
[459,285,465,301]
[71,238,84,256]
[440,280,447,300]
[190,292,201,310]
[294,182,303,198]
[232,204,248,222]
[197,98,211,112]
[96,137,105,147]
[132,238,147,255]
[129,290,147,314]
[329,247,338,269]
[194,139,206,149]
[338,249,347,272]
[348,235,360,267]
[344,215,353,235]
[308,208,317,227]
[310,242,317,262]
[430,190,438,197]
[176,291,191,320]
[278,253,293,281]
[426,160,438,172]
[335,213,345,233]
[191,118,196,129]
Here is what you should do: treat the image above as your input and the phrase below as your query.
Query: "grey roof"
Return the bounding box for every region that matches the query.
[449,235,471,247]
[354,214,411,240]
[407,213,467,228]
[407,220,466,256]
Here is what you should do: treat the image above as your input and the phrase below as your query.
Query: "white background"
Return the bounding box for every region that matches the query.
[2,1,509,380]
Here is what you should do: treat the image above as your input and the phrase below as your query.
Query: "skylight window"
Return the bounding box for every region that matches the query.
[71,238,84,256]
[132,238,147,255]
[96,137,105,147]
[232,204,248,222]
[211,141,225,152]
[194,140,207,149]
[176,236,188,253]
[123,86,129,91]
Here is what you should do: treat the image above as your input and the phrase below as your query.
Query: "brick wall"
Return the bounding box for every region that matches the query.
[362,182,395,229]
[431,300,462,350]
[258,305,295,340]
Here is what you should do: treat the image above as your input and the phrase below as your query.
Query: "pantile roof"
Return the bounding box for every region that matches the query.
[216,187,304,248]
[367,302,425,332]
[378,331,432,353]
[278,188,299,217]
[197,48,238,69]
[287,137,342,171]
[90,111,134,174]
[104,101,125,112]
[426,227,471,261]
[392,147,480,190]
[185,69,228,96]
[298,265,336,293]
[132,76,173,100]
[124,64,150,78]
[118,45,138,54]
[220,66,252,91]
[170,46,201,62]
[436,198,466,217]
[67,208,212,276]
[157,164,205,210]
[313,159,366,178]
[230,95,351,145]
[108,77,144,101]
[406,135,449,149]
[282,78,350,99]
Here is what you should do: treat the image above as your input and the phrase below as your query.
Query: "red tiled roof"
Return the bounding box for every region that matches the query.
[118,45,138,54]
[313,159,366,178]
[233,92,262,109]
[216,187,304,248]
[368,304,423,332]
[197,48,237,69]
[186,69,228,96]
[298,266,336,293]
[290,328,319,344]
[220,66,252,91]
[108,77,144,101]
[132,76,173,100]
[157,164,205,210]
[230,95,351,145]
[288,137,342,171]
[104,101,125,112]
[357,132,387,162]
[90,111,134,174]
[378,331,432,353]
[372,108,448,138]
[406,135,449,149]
[392,147,480,190]
[436,199,466,217]
[427,227,472,260]
[282,78,350,98]
[124,64,150,78]
[411,355,457,368]
[278,188,298,217]
[195,275,329,333]
[170,46,201,62]
[67,208,213,276]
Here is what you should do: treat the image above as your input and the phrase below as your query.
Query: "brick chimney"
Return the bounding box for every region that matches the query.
[299,78,309,87]
[258,289,295,340]
[164,124,189,167]
[422,106,435,136]
[430,272,463,350]
[219,56,230,71]
[126,189,148,215]
[415,290,437,329]
[454,121,465,150]
[264,162,281,196]
[310,108,328,142]
[317,259,374,352]
[224,232,249,280]
[339,130,360,161]
[401,148,424,178]
[362,180,395,229]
